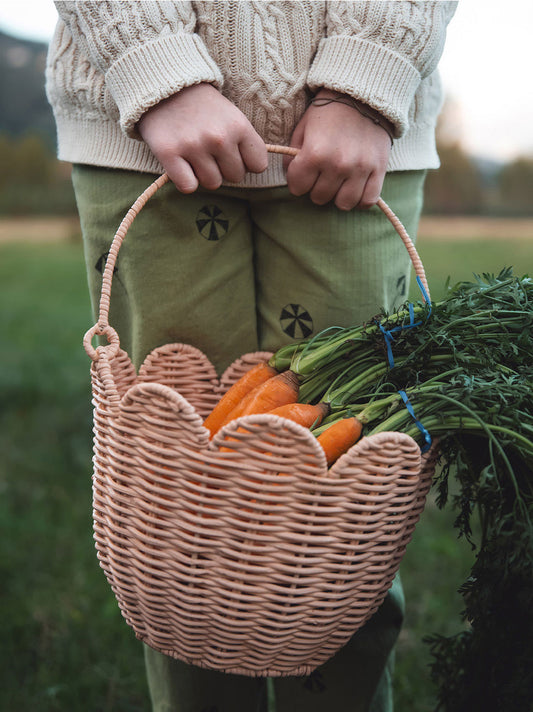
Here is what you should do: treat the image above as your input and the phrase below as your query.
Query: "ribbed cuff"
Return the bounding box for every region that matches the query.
[56,115,163,173]
[307,35,421,136]
[106,33,224,139]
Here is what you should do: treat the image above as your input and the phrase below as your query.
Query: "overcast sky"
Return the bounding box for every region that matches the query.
[1,0,532,162]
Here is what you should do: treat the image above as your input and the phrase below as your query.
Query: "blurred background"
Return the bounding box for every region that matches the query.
[1,1,531,711]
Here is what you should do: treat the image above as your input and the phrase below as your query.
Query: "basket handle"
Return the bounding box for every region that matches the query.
[84,143,430,360]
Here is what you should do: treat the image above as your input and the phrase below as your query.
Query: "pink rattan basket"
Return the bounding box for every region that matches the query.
[83,145,437,677]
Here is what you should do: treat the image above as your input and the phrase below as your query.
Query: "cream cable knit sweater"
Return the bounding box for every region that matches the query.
[46,1,457,187]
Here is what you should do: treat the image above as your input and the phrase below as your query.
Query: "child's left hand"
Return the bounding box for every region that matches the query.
[286,88,393,211]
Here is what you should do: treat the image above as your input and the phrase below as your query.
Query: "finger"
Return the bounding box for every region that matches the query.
[309,172,344,206]
[167,156,199,194]
[214,145,247,184]
[239,135,269,174]
[333,176,368,212]
[356,171,385,210]
[189,154,224,191]
[286,158,319,196]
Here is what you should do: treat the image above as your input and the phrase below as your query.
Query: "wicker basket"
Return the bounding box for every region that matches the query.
[83,145,437,677]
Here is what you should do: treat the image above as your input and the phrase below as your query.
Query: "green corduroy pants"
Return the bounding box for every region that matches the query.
[72,165,426,712]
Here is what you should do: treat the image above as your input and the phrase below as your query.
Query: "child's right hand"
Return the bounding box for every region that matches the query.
[138,83,268,193]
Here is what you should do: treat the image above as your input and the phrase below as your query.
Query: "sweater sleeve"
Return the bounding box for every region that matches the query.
[308,1,457,137]
[54,1,223,137]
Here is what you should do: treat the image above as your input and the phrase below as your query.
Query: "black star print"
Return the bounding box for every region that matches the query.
[280,303,313,339]
[396,274,406,297]
[95,251,126,290]
[196,205,229,240]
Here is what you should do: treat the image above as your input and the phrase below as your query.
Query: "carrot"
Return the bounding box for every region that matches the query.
[267,402,329,429]
[316,417,363,466]
[203,361,277,437]
[220,369,300,427]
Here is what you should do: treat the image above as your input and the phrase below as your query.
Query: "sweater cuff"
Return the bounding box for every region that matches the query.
[307,35,421,137]
[106,32,224,139]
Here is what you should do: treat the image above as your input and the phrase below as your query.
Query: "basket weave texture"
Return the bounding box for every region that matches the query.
[84,146,436,677]
[89,341,436,677]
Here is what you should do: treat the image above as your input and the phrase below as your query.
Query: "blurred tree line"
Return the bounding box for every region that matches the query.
[0,132,77,215]
[0,108,531,218]
[424,143,533,216]
[423,100,533,216]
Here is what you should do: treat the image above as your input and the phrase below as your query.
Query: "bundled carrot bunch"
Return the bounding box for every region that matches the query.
[205,269,533,475]
[203,268,533,711]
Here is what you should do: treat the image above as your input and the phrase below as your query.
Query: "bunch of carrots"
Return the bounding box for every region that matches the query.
[203,361,360,466]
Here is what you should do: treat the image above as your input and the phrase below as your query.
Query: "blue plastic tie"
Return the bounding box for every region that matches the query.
[378,322,396,367]
[416,275,432,316]
[398,390,432,452]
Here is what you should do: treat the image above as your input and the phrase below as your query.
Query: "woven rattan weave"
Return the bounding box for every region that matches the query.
[83,145,436,677]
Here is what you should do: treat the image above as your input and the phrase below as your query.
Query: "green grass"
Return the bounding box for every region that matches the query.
[1,235,531,711]
[410,237,533,302]
[0,243,150,711]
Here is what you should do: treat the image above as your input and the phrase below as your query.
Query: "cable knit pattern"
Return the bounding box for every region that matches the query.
[46,1,457,185]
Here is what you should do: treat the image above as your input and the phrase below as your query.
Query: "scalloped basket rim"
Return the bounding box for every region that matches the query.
[94,341,424,479]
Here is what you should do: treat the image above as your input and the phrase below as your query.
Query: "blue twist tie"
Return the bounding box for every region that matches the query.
[378,322,396,368]
[375,276,432,369]
[416,276,432,315]
[398,390,432,452]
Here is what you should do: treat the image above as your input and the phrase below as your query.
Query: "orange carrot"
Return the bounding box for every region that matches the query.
[220,369,300,427]
[267,402,329,429]
[219,401,327,454]
[316,417,363,466]
[203,361,277,437]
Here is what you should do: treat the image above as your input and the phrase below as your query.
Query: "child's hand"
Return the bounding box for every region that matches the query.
[286,88,393,211]
[138,83,268,192]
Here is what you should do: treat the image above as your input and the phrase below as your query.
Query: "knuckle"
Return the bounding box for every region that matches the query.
[233,114,251,135]
[177,137,202,157]
[206,131,226,151]
[154,140,178,163]
[335,158,356,178]
[306,148,328,169]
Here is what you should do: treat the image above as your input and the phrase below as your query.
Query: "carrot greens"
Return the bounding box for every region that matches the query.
[269,268,533,709]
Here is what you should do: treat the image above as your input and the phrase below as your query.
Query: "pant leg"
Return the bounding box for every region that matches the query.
[143,646,268,712]
[250,171,426,711]
[71,165,259,374]
[250,171,426,353]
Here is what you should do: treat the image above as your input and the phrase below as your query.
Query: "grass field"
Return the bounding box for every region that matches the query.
[1,227,532,711]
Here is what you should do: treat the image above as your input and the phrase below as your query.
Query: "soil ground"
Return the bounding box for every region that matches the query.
[0,214,532,244]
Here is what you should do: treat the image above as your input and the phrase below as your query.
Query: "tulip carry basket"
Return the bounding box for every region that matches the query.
[83,145,437,677]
